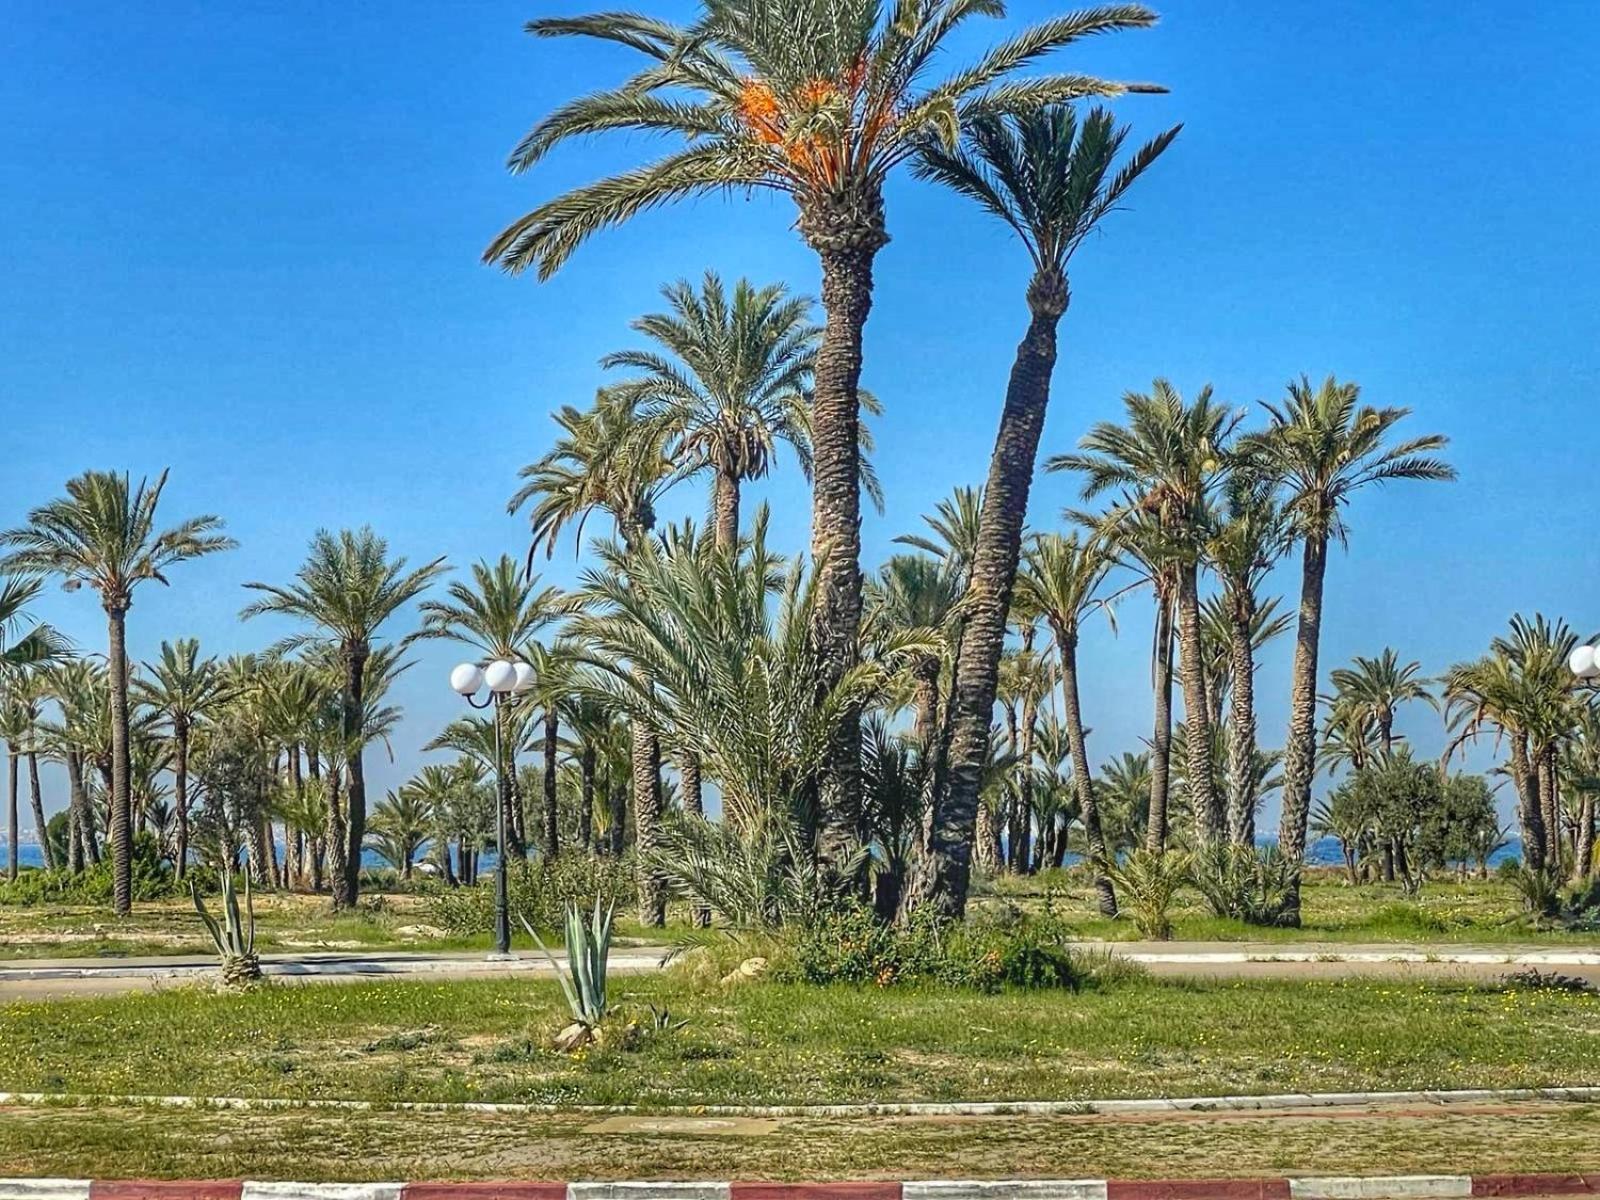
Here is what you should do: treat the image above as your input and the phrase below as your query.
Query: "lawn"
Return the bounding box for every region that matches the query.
[0,872,1581,963]
[3,971,1598,1106]
[3,1100,1600,1181]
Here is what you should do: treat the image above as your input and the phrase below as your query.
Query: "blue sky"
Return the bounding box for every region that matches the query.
[3,1,1598,836]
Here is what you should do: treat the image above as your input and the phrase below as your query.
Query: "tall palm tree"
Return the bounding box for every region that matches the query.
[606,272,820,548]
[905,107,1173,910]
[0,696,27,880]
[1246,377,1454,920]
[0,470,234,913]
[1014,531,1119,913]
[368,787,430,879]
[1204,479,1290,846]
[1053,382,1240,848]
[0,574,69,674]
[1329,648,1434,757]
[514,390,681,922]
[241,527,445,907]
[487,0,1160,857]
[133,639,227,878]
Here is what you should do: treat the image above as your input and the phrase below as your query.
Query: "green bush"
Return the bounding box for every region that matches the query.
[423,854,634,937]
[1191,844,1296,926]
[777,902,1085,993]
[0,832,183,905]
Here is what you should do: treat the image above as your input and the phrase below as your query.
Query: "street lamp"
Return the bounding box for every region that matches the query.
[1571,645,1600,683]
[451,657,536,957]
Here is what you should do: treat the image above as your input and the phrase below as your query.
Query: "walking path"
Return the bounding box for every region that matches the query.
[2,941,1595,999]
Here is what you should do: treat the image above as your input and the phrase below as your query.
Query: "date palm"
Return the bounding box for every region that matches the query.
[368,787,430,879]
[134,639,228,879]
[1329,648,1434,757]
[606,272,820,548]
[0,470,234,913]
[418,553,569,858]
[1203,479,1290,846]
[1245,376,1454,921]
[1014,531,1119,913]
[241,527,446,907]
[900,104,1175,913]
[488,0,1160,857]
[1054,382,1240,849]
[0,574,69,675]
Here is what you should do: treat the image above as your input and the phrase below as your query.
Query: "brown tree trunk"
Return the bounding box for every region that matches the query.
[5,749,17,882]
[712,469,741,550]
[542,708,560,858]
[802,201,885,872]
[631,720,665,925]
[1574,791,1595,882]
[1146,587,1175,853]
[1510,735,1545,873]
[1537,745,1561,871]
[579,744,596,854]
[68,749,97,866]
[25,751,51,872]
[172,719,190,879]
[679,745,709,926]
[609,783,627,856]
[65,750,85,873]
[903,272,1065,917]
[1277,533,1328,924]
[106,605,134,915]
[335,643,368,908]
[326,770,349,902]
[1059,627,1116,916]
[1225,596,1259,847]
[1175,563,1222,844]
[1014,692,1038,873]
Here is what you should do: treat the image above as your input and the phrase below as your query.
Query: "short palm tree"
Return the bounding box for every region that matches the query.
[1053,382,1241,848]
[606,272,820,548]
[903,104,1175,912]
[1330,648,1434,756]
[134,639,228,878]
[241,527,446,907]
[1014,531,1119,914]
[1245,376,1454,920]
[367,787,430,879]
[0,470,234,913]
[488,0,1160,856]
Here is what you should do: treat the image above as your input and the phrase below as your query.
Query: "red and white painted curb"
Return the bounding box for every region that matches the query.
[3,1177,1598,1200]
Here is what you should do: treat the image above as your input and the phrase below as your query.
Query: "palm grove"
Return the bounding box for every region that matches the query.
[0,0,1588,927]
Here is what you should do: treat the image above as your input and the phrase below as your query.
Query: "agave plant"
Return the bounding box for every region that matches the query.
[190,868,260,987]
[522,899,613,1041]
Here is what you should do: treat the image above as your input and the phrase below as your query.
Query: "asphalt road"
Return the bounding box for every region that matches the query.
[2,941,1597,999]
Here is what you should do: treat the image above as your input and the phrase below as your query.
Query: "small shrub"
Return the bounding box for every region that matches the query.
[0,833,182,906]
[1108,848,1190,940]
[1191,844,1296,926]
[422,854,632,937]
[1506,864,1562,920]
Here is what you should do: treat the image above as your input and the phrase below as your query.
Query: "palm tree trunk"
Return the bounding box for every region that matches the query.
[803,208,885,872]
[1059,628,1116,916]
[1277,533,1328,924]
[1145,588,1175,854]
[1574,791,1595,882]
[678,745,709,927]
[712,469,741,550]
[608,782,627,857]
[1225,600,1259,847]
[1175,562,1222,844]
[106,605,134,915]
[24,751,51,872]
[326,770,349,901]
[65,751,85,874]
[1538,745,1561,871]
[172,721,190,880]
[542,708,559,858]
[6,749,17,882]
[336,644,368,908]
[579,744,596,854]
[1510,734,1545,873]
[1015,695,1039,874]
[904,277,1065,916]
[67,750,97,867]
[631,720,665,925]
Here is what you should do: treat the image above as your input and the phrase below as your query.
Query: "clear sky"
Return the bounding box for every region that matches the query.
[3,1,1598,837]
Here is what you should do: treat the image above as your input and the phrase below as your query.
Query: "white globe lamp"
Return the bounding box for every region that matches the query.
[450,663,485,696]
[512,661,537,694]
[1570,645,1599,680]
[484,659,518,694]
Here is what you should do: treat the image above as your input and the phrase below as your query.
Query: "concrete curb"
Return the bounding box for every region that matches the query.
[2,1177,1597,1200]
[3,1084,1599,1119]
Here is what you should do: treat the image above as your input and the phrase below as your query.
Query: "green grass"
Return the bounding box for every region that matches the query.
[978,871,1592,944]
[3,1100,1600,1181]
[3,971,1599,1107]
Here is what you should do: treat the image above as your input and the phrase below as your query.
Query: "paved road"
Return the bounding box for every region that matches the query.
[2,940,1596,999]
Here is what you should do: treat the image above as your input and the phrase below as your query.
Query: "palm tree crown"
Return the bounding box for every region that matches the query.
[485,0,1159,276]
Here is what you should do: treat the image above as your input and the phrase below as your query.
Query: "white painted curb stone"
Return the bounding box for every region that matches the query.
[567,1186,731,1200]
[241,1184,405,1199]
[1289,1178,1473,1199]
[0,1184,91,1200]
[904,1184,1109,1200]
